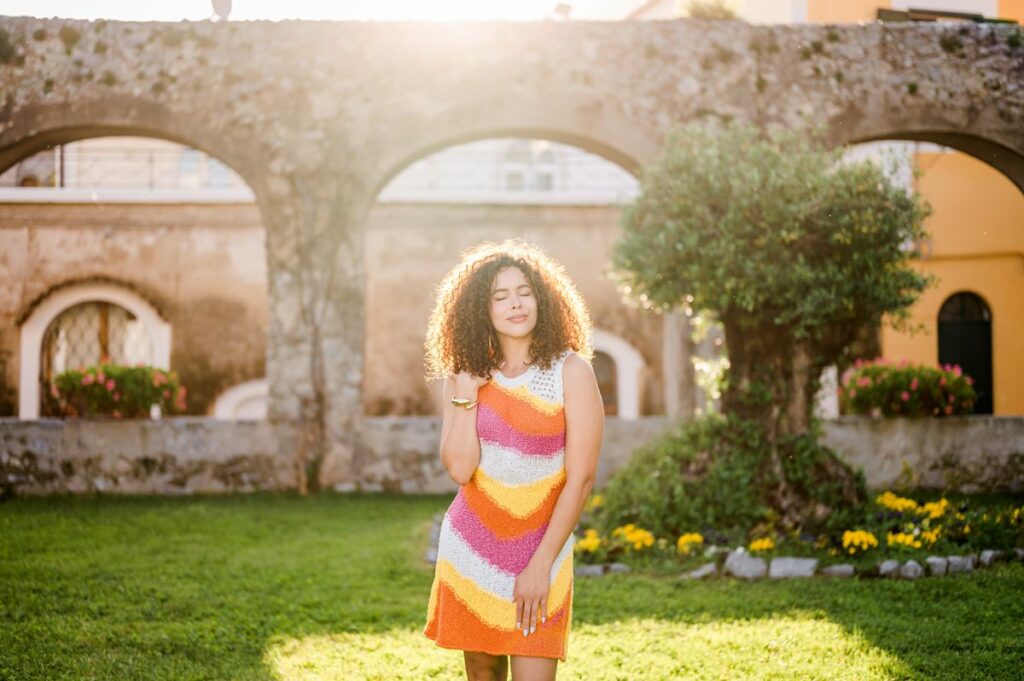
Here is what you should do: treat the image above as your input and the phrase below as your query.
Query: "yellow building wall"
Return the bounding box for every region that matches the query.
[880,151,1024,414]
[1000,0,1024,22]
[807,0,890,23]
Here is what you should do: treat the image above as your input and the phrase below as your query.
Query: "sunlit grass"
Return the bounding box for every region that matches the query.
[2,492,1022,680]
[265,616,903,680]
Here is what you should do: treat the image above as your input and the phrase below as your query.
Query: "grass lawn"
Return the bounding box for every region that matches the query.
[1,492,1022,680]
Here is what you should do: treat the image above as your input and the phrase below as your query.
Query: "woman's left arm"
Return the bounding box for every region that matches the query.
[513,352,605,635]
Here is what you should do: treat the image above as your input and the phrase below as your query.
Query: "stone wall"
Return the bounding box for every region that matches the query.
[1,201,666,418]
[3,415,1021,497]
[822,416,1024,492]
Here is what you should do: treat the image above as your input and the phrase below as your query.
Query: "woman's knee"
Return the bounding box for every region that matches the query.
[463,650,508,681]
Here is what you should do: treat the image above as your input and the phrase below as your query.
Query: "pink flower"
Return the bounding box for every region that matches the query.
[899,358,909,367]
[965,376,974,385]
[97,371,105,383]
[948,394,955,403]
[82,374,94,386]
[163,389,171,399]
[901,391,910,401]
[953,365,962,376]
[849,388,857,398]
[105,379,115,391]
[944,405,953,415]
[113,392,120,402]
[910,378,919,390]
[939,376,947,386]
[857,376,871,387]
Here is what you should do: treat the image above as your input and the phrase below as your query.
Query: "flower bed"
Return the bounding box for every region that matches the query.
[571,490,1024,579]
[840,358,976,417]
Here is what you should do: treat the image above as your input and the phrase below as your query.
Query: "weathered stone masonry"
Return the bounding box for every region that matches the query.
[0,16,1022,490]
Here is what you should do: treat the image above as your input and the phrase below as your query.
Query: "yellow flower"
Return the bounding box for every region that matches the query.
[919,498,949,520]
[574,528,602,553]
[921,528,940,545]
[584,494,604,513]
[612,524,654,551]
[886,531,922,549]
[749,537,775,553]
[676,532,704,555]
[876,491,918,513]
[841,530,878,555]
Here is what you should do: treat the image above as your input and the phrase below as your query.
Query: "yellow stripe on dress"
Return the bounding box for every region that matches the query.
[473,466,567,518]
[433,552,574,630]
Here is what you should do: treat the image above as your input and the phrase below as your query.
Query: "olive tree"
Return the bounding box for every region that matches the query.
[611,121,932,520]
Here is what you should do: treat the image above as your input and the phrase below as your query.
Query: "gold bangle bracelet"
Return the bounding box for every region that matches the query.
[450,396,478,410]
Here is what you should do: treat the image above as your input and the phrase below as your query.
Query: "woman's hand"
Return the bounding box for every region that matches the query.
[453,370,490,399]
[513,557,551,637]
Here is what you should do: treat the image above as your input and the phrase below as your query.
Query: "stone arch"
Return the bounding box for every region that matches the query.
[0,97,268,194]
[367,104,660,200]
[19,281,173,419]
[212,379,269,420]
[591,328,646,420]
[837,126,1024,194]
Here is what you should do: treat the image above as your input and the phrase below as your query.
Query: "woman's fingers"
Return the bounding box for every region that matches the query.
[515,594,524,630]
[539,595,547,625]
[523,599,534,636]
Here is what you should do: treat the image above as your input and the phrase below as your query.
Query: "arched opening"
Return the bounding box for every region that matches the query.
[18,282,172,419]
[938,291,994,415]
[5,134,268,419]
[365,135,664,418]
[843,137,1022,415]
[39,300,154,417]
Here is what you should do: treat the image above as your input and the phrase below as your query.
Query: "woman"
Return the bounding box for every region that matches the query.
[422,239,605,681]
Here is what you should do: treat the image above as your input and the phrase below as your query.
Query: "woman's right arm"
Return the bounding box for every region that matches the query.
[439,374,482,485]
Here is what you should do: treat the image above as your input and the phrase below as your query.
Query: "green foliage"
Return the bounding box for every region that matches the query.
[49,362,187,418]
[611,120,933,345]
[594,415,864,539]
[58,25,81,54]
[840,358,976,417]
[683,0,739,19]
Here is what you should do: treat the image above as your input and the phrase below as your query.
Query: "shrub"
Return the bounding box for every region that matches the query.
[593,414,865,540]
[49,362,187,419]
[840,358,976,417]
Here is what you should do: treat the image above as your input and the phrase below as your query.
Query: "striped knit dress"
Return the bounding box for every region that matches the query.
[424,348,575,661]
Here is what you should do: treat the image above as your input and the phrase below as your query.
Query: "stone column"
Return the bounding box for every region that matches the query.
[259,169,370,492]
[663,309,696,421]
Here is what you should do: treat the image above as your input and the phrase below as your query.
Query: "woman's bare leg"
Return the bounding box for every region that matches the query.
[509,655,557,681]
[463,651,509,681]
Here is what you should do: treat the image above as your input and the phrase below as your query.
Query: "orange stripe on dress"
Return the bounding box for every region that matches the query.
[462,475,566,539]
[479,384,566,437]
[426,577,571,661]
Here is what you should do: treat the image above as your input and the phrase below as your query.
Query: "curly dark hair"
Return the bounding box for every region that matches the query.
[424,238,594,383]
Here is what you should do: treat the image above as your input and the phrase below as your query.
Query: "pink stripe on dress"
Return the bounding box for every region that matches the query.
[448,489,548,574]
[477,403,566,457]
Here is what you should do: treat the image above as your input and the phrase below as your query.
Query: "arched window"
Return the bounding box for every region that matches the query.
[593,351,618,416]
[19,282,172,419]
[39,301,154,416]
[938,291,993,414]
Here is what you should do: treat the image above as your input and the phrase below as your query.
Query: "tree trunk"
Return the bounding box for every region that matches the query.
[720,312,860,527]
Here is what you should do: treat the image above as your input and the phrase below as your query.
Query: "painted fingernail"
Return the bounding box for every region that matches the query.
[523,628,528,637]
[530,626,536,634]
[541,616,546,624]
[516,621,521,628]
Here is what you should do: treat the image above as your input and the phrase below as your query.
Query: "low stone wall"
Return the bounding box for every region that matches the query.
[0,417,299,496]
[821,416,1024,493]
[2,415,1022,496]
